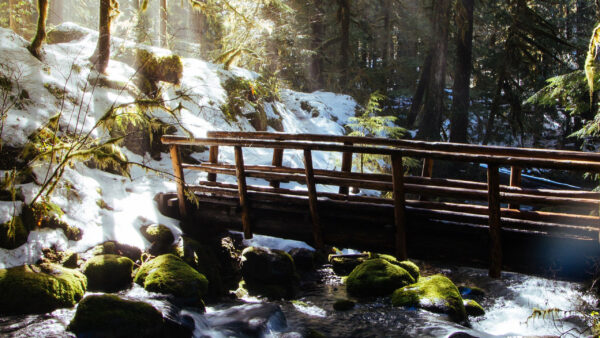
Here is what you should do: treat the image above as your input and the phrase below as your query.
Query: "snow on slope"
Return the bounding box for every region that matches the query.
[0,24,357,268]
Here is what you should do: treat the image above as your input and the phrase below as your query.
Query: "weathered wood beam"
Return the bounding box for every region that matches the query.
[270,148,284,188]
[303,149,324,249]
[207,145,219,182]
[488,164,502,278]
[234,146,252,239]
[339,142,353,194]
[392,153,408,260]
[508,165,521,210]
[169,145,187,218]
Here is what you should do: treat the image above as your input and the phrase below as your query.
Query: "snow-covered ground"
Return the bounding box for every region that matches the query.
[0,23,357,268]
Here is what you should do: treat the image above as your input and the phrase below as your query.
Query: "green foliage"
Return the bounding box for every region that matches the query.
[527,70,594,118]
[0,263,87,315]
[220,74,280,128]
[585,24,600,104]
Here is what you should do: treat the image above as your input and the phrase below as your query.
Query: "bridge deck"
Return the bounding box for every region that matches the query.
[159,131,600,280]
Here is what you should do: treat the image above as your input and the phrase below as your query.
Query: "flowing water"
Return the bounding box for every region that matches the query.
[1,261,596,337]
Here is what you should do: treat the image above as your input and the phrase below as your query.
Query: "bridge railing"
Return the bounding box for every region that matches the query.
[161,131,600,278]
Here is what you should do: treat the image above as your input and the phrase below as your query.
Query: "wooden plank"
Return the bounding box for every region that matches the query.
[207,145,219,182]
[205,131,600,163]
[339,142,353,194]
[270,148,284,188]
[234,146,252,239]
[508,166,521,210]
[392,153,408,260]
[169,145,187,218]
[488,164,502,278]
[303,149,324,249]
[420,158,434,201]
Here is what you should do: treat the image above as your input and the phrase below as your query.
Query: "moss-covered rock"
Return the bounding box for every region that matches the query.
[0,216,29,249]
[0,263,86,315]
[372,253,420,282]
[82,254,134,292]
[333,298,355,311]
[458,285,485,299]
[136,49,183,97]
[67,294,165,337]
[241,246,298,299]
[134,254,208,305]
[289,248,318,271]
[464,299,485,317]
[91,241,142,262]
[346,258,414,297]
[46,23,89,44]
[140,224,175,255]
[21,202,82,241]
[174,236,225,298]
[329,254,369,275]
[392,274,467,323]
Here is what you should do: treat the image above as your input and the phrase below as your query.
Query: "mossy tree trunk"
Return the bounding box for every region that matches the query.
[28,0,49,60]
[92,0,118,74]
[416,0,451,141]
[308,0,324,91]
[449,0,474,144]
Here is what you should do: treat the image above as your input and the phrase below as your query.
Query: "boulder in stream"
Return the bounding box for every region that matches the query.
[241,246,298,299]
[134,254,208,306]
[346,258,415,297]
[140,224,175,255]
[0,263,86,315]
[392,274,467,323]
[82,254,134,292]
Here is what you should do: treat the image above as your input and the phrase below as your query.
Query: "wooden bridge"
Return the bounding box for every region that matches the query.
[158,131,600,280]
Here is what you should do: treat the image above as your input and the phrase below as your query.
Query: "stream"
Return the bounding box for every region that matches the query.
[1,259,596,337]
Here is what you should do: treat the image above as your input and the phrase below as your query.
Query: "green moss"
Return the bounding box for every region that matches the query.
[140,224,174,244]
[0,216,28,249]
[0,263,86,315]
[68,294,164,337]
[329,254,369,275]
[333,298,355,311]
[22,202,82,241]
[136,49,183,97]
[220,76,280,129]
[346,258,415,297]
[91,241,142,262]
[464,299,485,317]
[134,254,208,302]
[82,254,134,292]
[397,260,420,282]
[392,274,466,323]
[175,236,224,297]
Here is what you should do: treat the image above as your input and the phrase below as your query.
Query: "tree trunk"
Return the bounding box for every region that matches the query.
[309,0,324,91]
[48,0,63,26]
[28,0,49,60]
[406,52,432,128]
[92,0,115,74]
[449,0,474,144]
[416,0,451,141]
[338,0,350,87]
[483,74,504,145]
[381,0,392,70]
[159,0,167,48]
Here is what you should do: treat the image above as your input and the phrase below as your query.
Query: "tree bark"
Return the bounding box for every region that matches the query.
[28,0,49,60]
[407,52,432,128]
[159,0,167,48]
[309,0,324,91]
[338,0,350,87]
[92,0,116,74]
[416,0,451,141]
[48,0,63,26]
[449,0,474,144]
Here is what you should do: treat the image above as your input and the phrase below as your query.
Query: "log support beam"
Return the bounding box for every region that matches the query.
[392,153,408,260]
[304,149,324,250]
[169,145,187,218]
[488,164,502,278]
[235,146,252,239]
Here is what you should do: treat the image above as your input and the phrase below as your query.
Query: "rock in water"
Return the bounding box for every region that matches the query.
[205,303,286,336]
[241,246,298,299]
[0,263,86,315]
[392,274,467,323]
[67,294,178,338]
[134,254,208,306]
[346,258,415,297]
[82,254,134,292]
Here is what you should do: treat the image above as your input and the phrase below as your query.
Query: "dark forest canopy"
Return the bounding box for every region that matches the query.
[1,0,600,148]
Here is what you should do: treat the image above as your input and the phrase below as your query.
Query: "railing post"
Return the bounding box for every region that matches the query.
[169,145,187,218]
[234,146,252,239]
[207,146,219,182]
[270,148,284,188]
[487,163,502,278]
[303,149,324,250]
[339,142,353,194]
[392,152,408,260]
[508,165,521,210]
[420,158,434,201]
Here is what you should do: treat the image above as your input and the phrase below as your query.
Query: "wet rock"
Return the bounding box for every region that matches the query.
[333,298,355,311]
[82,254,134,292]
[67,294,187,338]
[346,258,415,297]
[90,241,142,262]
[62,252,79,268]
[205,303,286,337]
[289,248,317,271]
[134,254,208,306]
[392,274,467,323]
[329,254,369,275]
[0,263,86,315]
[463,299,485,317]
[458,285,485,299]
[241,246,298,299]
[140,224,175,255]
[174,236,225,298]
